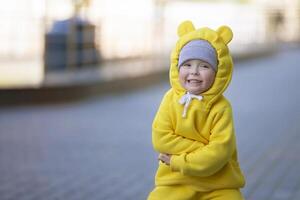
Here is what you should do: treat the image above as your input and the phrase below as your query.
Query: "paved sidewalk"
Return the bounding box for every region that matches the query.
[0,47,300,200]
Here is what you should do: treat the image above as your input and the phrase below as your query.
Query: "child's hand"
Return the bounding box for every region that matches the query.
[158,153,172,165]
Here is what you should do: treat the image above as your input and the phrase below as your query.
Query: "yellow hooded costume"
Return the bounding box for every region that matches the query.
[151,21,245,193]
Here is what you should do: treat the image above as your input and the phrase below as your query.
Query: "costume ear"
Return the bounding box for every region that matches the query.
[177,20,195,37]
[217,26,233,44]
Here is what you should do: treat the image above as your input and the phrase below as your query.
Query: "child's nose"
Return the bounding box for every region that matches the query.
[190,66,200,74]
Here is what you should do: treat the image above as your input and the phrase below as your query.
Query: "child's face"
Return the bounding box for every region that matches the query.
[179,59,216,95]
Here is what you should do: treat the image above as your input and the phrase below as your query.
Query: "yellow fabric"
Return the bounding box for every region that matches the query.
[148,185,244,200]
[151,20,245,192]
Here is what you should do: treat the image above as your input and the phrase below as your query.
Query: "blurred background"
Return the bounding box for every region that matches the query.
[0,0,300,200]
[0,0,299,88]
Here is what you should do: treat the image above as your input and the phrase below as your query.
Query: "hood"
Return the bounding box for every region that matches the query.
[170,20,234,110]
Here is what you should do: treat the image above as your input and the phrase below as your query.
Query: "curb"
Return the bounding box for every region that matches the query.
[0,69,168,105]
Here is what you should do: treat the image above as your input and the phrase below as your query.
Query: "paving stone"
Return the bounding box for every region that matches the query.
[1,48,300,200]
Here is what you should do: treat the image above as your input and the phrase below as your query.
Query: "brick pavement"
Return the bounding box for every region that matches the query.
[1,48,300,200]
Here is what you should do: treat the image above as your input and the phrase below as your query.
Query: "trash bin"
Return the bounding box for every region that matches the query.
[44,17,100,71]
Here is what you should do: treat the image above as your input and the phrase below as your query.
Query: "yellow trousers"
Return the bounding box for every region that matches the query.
[147,185,244,200]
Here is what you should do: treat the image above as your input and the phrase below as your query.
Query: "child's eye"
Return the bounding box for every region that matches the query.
[182,63,191,67]
[199,65,209,70]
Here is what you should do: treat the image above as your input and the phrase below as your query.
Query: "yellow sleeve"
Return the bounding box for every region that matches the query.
[170,107,235,177]
[152,92,204,155]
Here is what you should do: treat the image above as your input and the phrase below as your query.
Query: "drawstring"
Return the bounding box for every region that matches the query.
[179,92,203,118]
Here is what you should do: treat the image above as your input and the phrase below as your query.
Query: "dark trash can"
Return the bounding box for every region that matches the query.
[44,17,100,71]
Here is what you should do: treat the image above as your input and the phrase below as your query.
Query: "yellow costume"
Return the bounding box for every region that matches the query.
[148,21,245,200]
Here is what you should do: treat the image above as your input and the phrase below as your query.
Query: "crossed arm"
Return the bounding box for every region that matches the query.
[153,95,235,177]
[152,93,205,156]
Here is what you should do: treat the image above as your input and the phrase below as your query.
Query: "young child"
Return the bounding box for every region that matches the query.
[148,20,246,200]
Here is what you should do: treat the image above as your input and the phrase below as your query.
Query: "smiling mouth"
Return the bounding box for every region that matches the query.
[188,80,202,83]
